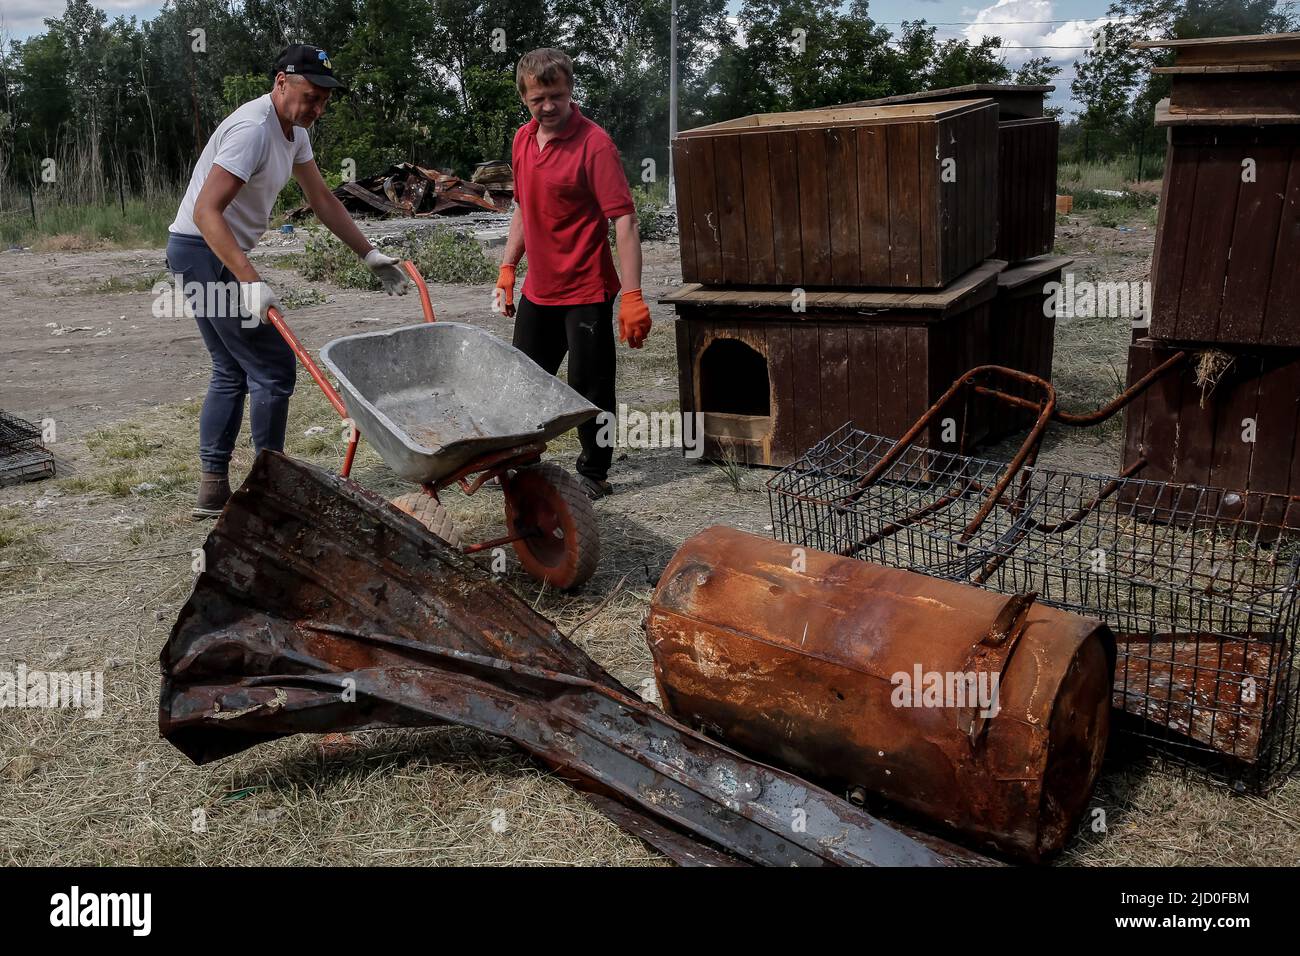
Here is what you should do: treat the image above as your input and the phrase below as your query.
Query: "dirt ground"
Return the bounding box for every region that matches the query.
[1,213,1297,866]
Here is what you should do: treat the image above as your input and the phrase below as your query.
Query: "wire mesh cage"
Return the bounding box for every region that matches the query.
[0,410,55,486]
[767,423,1300,791]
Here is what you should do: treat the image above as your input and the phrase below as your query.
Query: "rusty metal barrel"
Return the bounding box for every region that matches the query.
[646,527,1115,862]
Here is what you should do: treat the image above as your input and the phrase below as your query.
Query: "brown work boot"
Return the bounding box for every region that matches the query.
[192,472,231,520]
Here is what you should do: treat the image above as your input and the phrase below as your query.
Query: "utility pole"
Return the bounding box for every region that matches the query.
[668,0,678,208]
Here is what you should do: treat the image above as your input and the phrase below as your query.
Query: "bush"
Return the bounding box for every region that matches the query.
[1071,188,1158,211]
[297,227,502,288]
[299,231,376,289]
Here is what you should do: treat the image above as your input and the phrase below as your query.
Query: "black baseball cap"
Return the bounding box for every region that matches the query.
[272,45,348,92]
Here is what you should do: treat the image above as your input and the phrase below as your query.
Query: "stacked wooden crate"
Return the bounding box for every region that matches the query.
[839,84,1059,264]
[1122,33,1300,512]
[665,91,1065,465]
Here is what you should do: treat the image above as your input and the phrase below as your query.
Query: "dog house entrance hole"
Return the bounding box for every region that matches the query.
[698,338,772,447]
[700,338,771,416]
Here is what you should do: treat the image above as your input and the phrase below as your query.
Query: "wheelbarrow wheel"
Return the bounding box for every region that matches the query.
[389,492,462,548]
[504,462,600,590]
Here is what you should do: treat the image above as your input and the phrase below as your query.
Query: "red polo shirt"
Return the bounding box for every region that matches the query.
[512,104,635,306]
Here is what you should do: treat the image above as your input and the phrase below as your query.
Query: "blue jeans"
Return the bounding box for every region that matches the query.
[166,232,295,474]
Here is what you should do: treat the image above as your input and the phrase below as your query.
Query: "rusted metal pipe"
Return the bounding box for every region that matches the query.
[646,526,1116,862]
[1054,349,1188,426]
[843,356,1186,548]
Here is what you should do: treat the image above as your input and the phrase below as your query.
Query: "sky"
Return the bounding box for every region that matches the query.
[0,0,1120,114]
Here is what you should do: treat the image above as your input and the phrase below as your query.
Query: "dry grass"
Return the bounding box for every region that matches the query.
[1194,349,1235,408]
[3,216,1298,866]
[31,233,105,253]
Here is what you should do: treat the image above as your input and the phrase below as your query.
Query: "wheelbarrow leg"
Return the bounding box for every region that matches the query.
[341,430,359,479]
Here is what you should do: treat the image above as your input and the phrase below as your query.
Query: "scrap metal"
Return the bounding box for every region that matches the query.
[290,162,511,220]
[647,526,1115,863]
[0,409,55,486]
[766,363,1300,790]
[159,450,993,867]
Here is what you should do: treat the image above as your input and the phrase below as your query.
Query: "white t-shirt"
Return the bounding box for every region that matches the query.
[170,94,314,251]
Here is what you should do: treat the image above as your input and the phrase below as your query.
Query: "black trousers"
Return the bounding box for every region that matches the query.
[512,293,616,482]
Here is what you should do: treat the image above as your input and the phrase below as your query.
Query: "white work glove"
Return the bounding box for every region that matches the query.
[364,249,411,295]
[238,280,281,329]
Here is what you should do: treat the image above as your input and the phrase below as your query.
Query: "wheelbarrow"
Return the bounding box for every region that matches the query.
[263,261,602,590]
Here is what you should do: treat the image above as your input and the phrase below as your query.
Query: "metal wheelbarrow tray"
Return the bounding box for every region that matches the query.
[261,263,602,590]
[319,321,597,485]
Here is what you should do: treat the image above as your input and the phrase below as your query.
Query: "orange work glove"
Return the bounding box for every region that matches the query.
[618,288,652,349]
[494,263,516,317]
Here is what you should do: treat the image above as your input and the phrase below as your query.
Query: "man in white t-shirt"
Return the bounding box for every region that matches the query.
[168,44,409,519]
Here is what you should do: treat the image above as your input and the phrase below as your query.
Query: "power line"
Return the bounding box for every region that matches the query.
[877,16,1132,26]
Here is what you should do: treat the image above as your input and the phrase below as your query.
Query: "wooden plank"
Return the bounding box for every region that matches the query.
[795,129,833,285]
[764,324,797,464]
[975,106,993,262]
[1041,121,1060,256]
[657,283,703,304]
[792,320,824,453]
[1178,363,1219,487]
[1008,119,1019,261]
[768,130,803,286]
[944,112,966,285]
[1261,356,1300,497]
[826,127,862,285]
[671,141,699,282]
[1172,145,1240,340]
[676,98,996,137]
[887,121,922,286]
[656,259,1002,313]
[739,133,777,284]
[857,126,891,284]
[686,137,723,283]
[848,325,880,435]
[917,121,939,287]
[905,326,930,440]
[674,319,696,418]
[1208,357,1261,494]
[1262,146,1300,346]
[962,110,977,271]
[838,84,1050,120]
[1221,143,1289,343]
[1137,340,1184,486]
[986,107,1000,257]
[819,325,850,434]
[876,327,910,439]
[1169,72,1300,118]
[1149,141,1198,334]
[713,134,749,285]
[999,255,1074,290]
[996,120,1015,262]
[1121,341,1156,510]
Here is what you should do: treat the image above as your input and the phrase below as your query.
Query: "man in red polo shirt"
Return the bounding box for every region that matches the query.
[495,47,652,499]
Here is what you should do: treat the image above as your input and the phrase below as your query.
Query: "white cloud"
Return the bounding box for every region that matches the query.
[0,1,162,40]
[962,0,1111,64]
[960,0,1115,115]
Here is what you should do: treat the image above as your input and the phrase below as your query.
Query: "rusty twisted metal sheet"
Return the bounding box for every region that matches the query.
[159,452,988,867]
